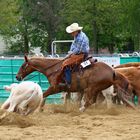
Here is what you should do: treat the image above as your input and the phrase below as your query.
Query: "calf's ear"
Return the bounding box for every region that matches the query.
[3,85,11,91]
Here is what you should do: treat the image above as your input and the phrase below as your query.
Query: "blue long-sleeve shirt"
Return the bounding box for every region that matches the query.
[70,31,89,54]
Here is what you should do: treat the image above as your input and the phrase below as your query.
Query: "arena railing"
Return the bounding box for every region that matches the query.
[0,57,62,104]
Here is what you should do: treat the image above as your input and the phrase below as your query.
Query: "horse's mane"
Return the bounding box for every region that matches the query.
[29,56,63,61]
[28,56,63,66]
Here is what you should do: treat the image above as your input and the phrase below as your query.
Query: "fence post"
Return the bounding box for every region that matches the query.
[11,59,14,83]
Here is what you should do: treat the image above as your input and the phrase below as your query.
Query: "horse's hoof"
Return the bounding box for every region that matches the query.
[39,108,44,112]
[79,107,85,112]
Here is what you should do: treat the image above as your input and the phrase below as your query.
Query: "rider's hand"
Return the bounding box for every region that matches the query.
[65,51,73,58]
[65,53,71,58]
[68,51,73,54]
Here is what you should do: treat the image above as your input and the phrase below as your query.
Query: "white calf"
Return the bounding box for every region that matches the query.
[1,81,43,115]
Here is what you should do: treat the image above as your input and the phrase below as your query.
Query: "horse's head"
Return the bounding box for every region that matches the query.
[16,55,36,81]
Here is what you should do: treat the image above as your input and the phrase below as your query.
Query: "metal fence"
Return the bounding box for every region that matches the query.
[0,56,140,103]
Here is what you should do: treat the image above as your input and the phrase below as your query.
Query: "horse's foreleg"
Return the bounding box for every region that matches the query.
[92,92,99,104]
[43,86,65,98]
[64,91,71,104]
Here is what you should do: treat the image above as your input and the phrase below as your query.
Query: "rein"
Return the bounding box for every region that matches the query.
[41,55,74,71]
[43,59,63,71]
[23,74,39,81]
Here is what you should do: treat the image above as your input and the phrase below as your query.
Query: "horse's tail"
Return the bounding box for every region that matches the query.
[113,70,129,91]
[113,70,137,110]
[113,70,116,81]
[115,62,140,68]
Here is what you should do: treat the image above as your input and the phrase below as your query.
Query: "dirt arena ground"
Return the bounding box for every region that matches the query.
[0,103,140,140]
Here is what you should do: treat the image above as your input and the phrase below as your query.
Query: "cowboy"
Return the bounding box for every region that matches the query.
[59,23,90,87]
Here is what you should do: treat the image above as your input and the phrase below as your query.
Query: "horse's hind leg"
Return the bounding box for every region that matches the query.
[61,91,71,104]
[77,91,84,106]
[79,94,87,112]
[92,92,99,107]
[79,88,97,112]
[96,92,105,105]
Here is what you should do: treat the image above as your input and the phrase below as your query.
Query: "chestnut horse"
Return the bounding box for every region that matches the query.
[114,62,140,104]
[16,56,134,111]
[115,62,140,68]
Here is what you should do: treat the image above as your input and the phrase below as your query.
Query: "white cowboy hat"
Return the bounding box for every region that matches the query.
[66,23,83,33]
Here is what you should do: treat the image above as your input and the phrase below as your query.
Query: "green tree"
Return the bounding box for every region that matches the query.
[120,0,140,50]
[58,0,123,53]
[1,0,139,55]
[0,0,20,53]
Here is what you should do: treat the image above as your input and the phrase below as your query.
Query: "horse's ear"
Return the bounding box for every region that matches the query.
[24,55,28,62]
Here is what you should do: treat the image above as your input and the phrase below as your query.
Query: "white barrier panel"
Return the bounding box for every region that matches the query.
[94,57,120,67]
